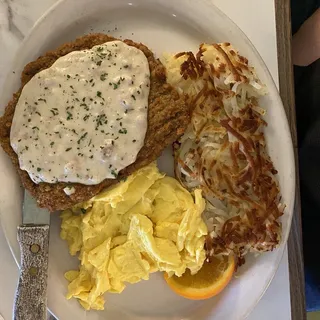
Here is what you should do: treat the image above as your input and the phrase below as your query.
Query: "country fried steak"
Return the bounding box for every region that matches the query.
[0,33,191,211]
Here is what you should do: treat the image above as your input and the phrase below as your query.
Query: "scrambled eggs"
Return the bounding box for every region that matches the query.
[60,163,207,310]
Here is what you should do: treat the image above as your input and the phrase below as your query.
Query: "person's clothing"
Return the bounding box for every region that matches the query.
[298,59,320,312]
[291,0,320,34]
[291,0,320,311]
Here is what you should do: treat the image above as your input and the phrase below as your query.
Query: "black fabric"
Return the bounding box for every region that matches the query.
[295,62,320,145]
[291,0,320,33]
[291,0,320,310]
[295,58,320,311]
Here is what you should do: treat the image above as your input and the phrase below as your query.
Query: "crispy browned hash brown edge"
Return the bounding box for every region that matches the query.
[0,33,191,212]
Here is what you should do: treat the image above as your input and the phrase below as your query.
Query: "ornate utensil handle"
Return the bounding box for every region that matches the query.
[13,225,49,320]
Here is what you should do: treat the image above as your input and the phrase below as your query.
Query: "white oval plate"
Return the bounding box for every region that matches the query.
[0,0,295,319]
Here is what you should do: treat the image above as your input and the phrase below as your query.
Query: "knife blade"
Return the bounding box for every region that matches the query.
[22,191,50,225]
[13,190,50,320]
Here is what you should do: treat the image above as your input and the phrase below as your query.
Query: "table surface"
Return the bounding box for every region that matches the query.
[0,0,304,319]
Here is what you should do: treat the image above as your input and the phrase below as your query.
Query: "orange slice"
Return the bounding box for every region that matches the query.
[164,255,235,300]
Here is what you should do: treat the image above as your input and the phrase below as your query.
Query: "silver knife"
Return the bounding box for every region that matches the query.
[13,190,50,320]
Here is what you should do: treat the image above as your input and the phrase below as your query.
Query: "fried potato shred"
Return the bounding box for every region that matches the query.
[162,43,284,264]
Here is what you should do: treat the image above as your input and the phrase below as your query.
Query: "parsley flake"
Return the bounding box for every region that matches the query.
[100,73,107,81]
[111,169,118,178]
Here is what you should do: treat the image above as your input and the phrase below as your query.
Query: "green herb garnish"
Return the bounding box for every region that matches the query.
[77,132,88,144]
[100,73,107,81]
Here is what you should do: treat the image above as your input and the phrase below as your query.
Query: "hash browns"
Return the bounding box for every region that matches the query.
[162,43,283,265]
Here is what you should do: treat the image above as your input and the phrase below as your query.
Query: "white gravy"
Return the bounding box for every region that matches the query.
[10,40,150,185]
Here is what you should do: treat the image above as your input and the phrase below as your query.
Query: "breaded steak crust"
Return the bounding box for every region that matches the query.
[0,34,190,211]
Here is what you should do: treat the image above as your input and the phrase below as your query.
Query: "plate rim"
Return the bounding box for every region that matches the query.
[0,0,296,319]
